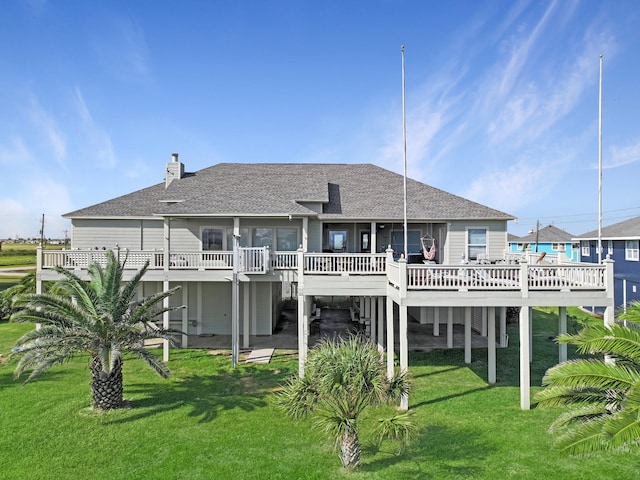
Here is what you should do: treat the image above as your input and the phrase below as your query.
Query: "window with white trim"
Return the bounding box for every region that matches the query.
[625,240,639,261]
[467,228,487,261]
[581,240,590,257]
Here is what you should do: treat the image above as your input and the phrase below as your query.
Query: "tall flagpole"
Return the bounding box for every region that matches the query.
[402,45,408,259]
[598,54,603,263]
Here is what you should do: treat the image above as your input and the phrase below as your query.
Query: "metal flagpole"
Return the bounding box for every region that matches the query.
[402,45,408,259]
[598,54,603,264]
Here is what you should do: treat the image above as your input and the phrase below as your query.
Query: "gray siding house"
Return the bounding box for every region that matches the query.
[37,154,615,410]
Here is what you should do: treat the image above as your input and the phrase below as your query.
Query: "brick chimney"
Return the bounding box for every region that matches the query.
[165,153,184,188]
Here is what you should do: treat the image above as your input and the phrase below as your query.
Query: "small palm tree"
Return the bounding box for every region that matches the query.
[534,305,640,455]
[277,334,415,469]
[10,251,183,410]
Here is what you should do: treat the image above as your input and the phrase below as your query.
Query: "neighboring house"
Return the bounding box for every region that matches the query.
[574,216,640,310]
[36,154,615,410]
[508,225,579,262]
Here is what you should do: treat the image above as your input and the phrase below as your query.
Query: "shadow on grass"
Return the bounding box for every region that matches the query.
[360,423,492,477]
[411,385,491,409]
[104,354,295,425]
[0,367,71,391]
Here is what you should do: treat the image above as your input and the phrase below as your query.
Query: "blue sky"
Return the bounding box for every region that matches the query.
[1,0,639,240]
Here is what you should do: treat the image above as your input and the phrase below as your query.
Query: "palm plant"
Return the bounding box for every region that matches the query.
[1,272,37,321]
[10,251,183,410]
[277,334,415,469]
[534,304,640,455]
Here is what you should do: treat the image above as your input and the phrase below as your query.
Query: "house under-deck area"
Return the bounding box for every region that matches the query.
[37,246,614,411]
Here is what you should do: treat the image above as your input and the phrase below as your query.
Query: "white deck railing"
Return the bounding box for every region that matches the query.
[405,263,607,291]
[40,249,609,292]
[303,253,387,275]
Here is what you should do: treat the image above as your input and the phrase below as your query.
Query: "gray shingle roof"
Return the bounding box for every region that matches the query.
[575,216,640,240]
[64,163,514,221]
[517,225,574,243]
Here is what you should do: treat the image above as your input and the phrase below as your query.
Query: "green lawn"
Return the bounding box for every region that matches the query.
[0,243,63,268]
[0,312,637,479]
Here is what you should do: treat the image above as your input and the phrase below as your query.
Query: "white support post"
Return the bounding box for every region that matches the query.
[386,298,395,380]
[297,247,307,376]
[377,296,385,351]
[433,307,440,336]
[162,279,170,362]
[370,222,377,254]
[529,307,533,363]
[464,307,471,364]
[196,283,203,336]
[399,303,409,411]
[519,306,531,410]
[500,307,507,347]
[370,296,377,342]
[243,282,250,349]
[447,307,453,349]
[181,283,189,348]
[488,306,496,384]
[558,307,567,363]
[298,295,307,376]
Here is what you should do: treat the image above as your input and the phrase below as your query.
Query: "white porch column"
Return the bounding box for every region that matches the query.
[464,307,471,364]
[386,298,395,379]
[162,279,170,362]
[488,306,496,384]
[297,295,307,376]
[370,222,377,253]
[377,296,385,351]
[162,218,171,361]
[500,307,507,347]
[196,283,203,336]
[529,307,533,363]
[433,306,440,337]
[604,305,616,366]
[399,303,409,411]
[296,247,307,376]
[370,296,377,342]
[519,306,531,410]
[181,283,189,348]
[558,306,567,363]
[447,307,453,349]
[302,217,308,251]
[243,282,250,349]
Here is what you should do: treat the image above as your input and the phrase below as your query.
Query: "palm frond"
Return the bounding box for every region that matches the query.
[553,417,610,455]
[375,411,417,451]
[127,346,172,378]
[541,359,640,392]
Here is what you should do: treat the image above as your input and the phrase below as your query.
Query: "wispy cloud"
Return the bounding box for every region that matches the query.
[605,140,640,169]
[0,136,31,165]
[26,96,67,165]
[0,177,73,239]
[90,16,151,83]
[74,87,116,168]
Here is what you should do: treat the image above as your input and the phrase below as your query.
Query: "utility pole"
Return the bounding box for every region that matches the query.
[39,214,45,246]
